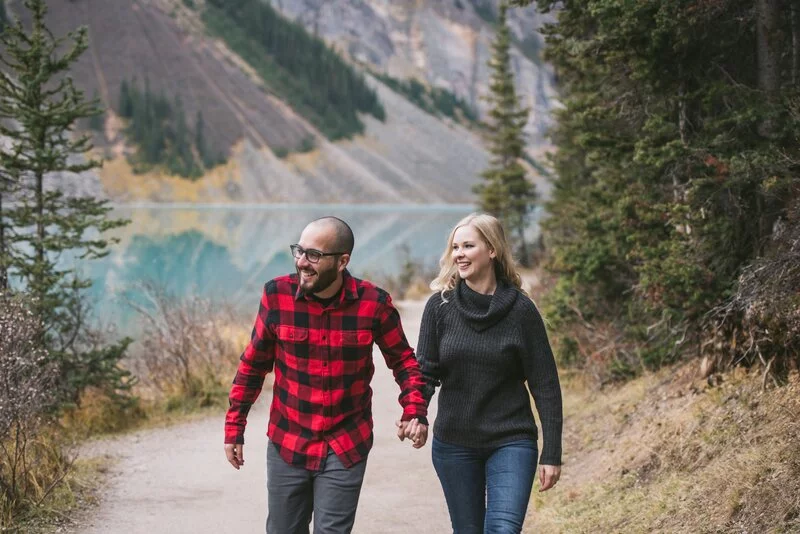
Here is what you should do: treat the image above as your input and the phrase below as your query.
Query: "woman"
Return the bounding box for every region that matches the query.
[415,213,563,534]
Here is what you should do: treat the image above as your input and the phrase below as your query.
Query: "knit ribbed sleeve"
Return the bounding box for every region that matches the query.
[519,300,563,466]
[417,293,442,405]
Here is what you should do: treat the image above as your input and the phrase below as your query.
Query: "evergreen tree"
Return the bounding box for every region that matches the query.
[476,1,537,264]
[532,0,799,376]
[0,0,8,34]
[120,80,209,178]
[89,90,104,132]
[0,0,16,290]
[119,79,133,118]
[195,110,209,166]
[0,145,12,291]
[0,0,131,404]
[170,96,189,175]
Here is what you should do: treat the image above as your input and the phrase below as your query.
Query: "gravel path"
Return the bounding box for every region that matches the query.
[70,301,451,534]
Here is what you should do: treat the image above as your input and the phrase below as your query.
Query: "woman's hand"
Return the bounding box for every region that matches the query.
[538,464,561,492]
[395,418,429,448]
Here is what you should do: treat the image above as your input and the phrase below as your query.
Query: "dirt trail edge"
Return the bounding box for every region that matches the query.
[70,300,451,534]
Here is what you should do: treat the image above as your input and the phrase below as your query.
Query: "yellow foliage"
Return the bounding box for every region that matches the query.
[97,144,244,203]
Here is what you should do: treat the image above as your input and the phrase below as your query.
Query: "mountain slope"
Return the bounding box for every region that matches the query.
[10,0,551,203]
[269,0,558,143]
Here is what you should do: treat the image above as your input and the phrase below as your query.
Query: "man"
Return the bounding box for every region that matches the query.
[224,216,429,534]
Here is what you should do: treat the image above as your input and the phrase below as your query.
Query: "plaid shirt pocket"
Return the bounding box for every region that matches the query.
[276,325,309,343]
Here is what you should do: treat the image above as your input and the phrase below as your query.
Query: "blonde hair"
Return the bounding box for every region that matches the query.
[430,213,525,298]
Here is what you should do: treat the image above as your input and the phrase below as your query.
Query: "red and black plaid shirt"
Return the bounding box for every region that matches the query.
[224,270,428,471]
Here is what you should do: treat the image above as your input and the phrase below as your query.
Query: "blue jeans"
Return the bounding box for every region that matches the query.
[432,437,538,534]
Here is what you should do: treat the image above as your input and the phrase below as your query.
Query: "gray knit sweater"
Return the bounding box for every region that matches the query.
[418,280,563,465]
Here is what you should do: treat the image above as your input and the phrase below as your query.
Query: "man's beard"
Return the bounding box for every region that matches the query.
[297,263,339,295]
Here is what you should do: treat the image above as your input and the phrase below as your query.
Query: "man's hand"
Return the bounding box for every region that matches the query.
[538,464,561,492]
[395,418,428,449]
[225,443,244,470]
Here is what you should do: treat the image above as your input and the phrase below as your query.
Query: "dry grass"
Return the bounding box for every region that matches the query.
[7,454,114,534]
[526,363,800,533]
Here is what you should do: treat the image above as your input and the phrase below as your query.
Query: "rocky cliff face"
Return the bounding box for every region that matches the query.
[270,0,557,143]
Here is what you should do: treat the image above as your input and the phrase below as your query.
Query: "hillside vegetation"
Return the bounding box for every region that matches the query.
[513,0,800,529]
[527,365,800,533]
[530,0,799,382]
[16,0,315,161]
[203,0,385,141]
[373,72,479,127]
[118,79,225,179]
[5,0,493,200]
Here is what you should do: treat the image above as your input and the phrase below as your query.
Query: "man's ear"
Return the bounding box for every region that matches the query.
[338,254,350,272]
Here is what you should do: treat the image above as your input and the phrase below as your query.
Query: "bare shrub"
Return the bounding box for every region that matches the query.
[551,312,644,385]
[0,293,72,525]
[540,273,649,385]
[128,283,240,405]
[709,202,800,381]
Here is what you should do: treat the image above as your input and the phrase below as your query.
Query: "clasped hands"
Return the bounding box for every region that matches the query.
[395,418,428,449]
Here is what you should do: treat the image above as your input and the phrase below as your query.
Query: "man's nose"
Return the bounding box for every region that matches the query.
[296,253,311,269]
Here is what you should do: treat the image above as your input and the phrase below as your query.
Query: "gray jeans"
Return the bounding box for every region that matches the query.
[266,442,368,534]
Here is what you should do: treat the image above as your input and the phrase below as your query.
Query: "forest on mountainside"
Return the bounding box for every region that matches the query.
[202,0,385,141]
[372,73,480,126]
[118,80,225,179]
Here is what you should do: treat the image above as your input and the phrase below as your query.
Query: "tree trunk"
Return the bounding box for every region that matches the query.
[756,0,781,99]
[517,220,529,267]
[676,79,688,204]
[35,169,44,298]
[792,0,800,85]
[676,78,692,235]
[0,191,6,290]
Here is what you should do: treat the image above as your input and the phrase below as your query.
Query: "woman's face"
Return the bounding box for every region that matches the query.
[451,224,496,282]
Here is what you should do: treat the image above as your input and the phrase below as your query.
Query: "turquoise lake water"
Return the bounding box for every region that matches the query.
[81,204,484,335]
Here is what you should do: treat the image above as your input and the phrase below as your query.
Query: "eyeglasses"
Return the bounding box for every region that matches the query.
[290,244,347,264]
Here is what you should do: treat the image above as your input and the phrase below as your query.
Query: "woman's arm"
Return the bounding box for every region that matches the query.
[417,293,443,404]
[521,300,564,467]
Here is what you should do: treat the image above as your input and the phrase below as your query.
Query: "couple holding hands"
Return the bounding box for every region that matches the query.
[224,213,562,534]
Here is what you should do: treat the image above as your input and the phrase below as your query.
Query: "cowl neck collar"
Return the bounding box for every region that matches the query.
[453,279,518,331]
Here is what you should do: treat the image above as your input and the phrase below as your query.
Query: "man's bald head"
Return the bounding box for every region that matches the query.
[307,216,355,255]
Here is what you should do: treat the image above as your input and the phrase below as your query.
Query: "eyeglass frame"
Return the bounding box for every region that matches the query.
[290,244,348,264]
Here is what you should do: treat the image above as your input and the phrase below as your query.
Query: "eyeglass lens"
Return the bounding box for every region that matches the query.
[291,245,322,263]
